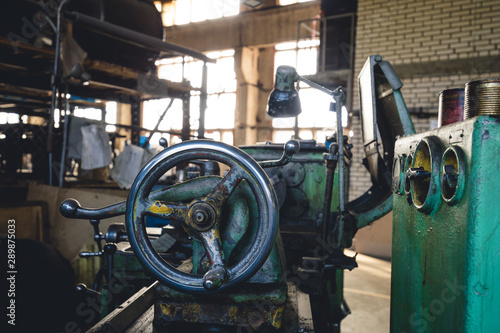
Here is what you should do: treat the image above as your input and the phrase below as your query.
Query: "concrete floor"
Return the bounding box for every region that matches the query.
[341,250,392,333]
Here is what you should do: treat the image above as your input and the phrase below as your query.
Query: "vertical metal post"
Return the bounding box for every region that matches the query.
[347,13,356,111]
[199,62,208,138]
[333,89,345,249]
[181,92,190,141]
[321,17,326,72]
[48,0,71,185]
[130,100,142,146]
[59,90,69,187]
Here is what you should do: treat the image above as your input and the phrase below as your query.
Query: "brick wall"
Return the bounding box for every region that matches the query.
[348,0,500,200]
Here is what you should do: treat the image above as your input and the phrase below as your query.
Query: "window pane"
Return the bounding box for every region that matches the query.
[297,47,317,75]
[160,99,183,130]
[0,113,20,124]
[297,89,334,127]
[274,50,296,73]
[205,94,235,129]
[279,0,297,5]
[272,117,295,129]
[143,99,183,131]
[175,0,191,25]
[190,95,200,129]
[191,0,223,22]
[223,0,239,17]
[105,102,117,132]
[315,130,333,145]
[205,131,221,142]
[146,50,235,141]
[299,130,313,140]
[207,57,236,93]
[222,131,234,145]
[73,107,102,121]
[158,62,183,82]
[185,60,203,88]
[273,130,295,143]
[207,0,223,20]
[275,42,296,51]
[162,3,175,27]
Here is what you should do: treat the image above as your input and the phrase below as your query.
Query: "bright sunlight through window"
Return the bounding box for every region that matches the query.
[155,0,239,27]
[272,40,346,144]
[146,50,236,146]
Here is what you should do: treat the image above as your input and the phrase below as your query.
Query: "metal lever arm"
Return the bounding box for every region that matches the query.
[258,140,301,168]
[60,198,126,220]
[406,167,431,181]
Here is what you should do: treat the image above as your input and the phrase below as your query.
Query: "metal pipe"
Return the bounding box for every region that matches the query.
[333,89,345,249]
[141,98,174,148]
[49,0,72,185]
[199,62,208,138]
[59,103,69,187]
[65,11,215,64]
[321,144,338,245]
[298,75,340,96]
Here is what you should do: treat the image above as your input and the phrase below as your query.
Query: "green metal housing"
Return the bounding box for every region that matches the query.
[391,115,500,332]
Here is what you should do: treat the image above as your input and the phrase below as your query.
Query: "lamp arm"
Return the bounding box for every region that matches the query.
[297,76,343,97]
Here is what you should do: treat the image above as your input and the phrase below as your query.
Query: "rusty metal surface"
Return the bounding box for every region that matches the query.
[438,88,464,127]
[155,282,287,330]
[464,79,500,118]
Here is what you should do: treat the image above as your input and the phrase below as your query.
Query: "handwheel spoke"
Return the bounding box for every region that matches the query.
[200,228,227,290]
[143,199,187,221]
[200,228,225,267]
[204,169,242,209]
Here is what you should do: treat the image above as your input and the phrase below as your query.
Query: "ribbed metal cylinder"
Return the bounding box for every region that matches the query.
[438,88,464,127]
[464,79,500,119]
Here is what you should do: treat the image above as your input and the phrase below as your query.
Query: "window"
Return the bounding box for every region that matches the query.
[0,113,19,124]
[155,0,239,27]
[144,50,236,146]
[73,102,117,132]
[272,40,348,144]
[279,0,315,6]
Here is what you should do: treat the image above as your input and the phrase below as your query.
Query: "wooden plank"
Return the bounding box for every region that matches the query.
[87,281,158,333]
[124,305,155,333]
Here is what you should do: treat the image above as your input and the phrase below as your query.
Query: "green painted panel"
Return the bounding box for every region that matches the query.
[391,116,500,332]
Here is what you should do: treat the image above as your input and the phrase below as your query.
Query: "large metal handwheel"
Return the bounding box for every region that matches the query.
[126,140,279,295]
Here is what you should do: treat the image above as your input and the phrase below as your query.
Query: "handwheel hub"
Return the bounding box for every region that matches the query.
[187,202,218,231]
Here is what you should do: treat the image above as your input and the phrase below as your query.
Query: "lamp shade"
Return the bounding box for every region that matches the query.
[267,65,302,118]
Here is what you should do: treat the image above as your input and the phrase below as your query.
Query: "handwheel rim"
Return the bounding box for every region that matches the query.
[125,140,279,294]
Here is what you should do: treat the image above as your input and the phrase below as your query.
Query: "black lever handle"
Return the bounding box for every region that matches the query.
[259,140,301,168]
[202,265,227,291]
[60,198,126,220]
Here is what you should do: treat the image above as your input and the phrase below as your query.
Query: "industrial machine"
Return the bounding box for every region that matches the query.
[60,55,415,332]
[391,96,500,330]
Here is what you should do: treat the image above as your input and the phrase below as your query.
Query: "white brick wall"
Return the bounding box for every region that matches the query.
[354,0,500,74]
[348,0,500,200]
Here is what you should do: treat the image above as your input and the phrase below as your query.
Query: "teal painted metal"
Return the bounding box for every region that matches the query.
[242,143,349,330]
[391,115,500,332]
[242,144,341,231]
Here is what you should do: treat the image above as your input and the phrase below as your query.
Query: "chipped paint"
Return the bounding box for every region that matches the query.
[270,306,284,328]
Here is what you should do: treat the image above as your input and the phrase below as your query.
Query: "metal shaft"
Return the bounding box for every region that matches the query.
[333,89,345,249]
